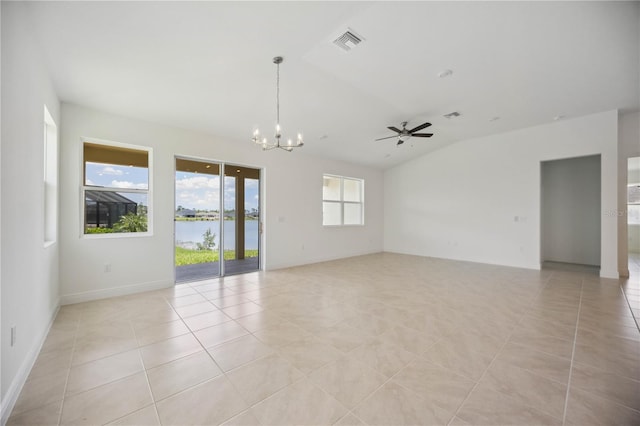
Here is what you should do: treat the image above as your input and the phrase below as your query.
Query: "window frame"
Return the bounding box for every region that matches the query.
[81,138,153,238]
[322,174,364,227]
[43,105,58,247]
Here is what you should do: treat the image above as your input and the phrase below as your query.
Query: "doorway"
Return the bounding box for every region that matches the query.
[628,157,640,277]
[174,158,261,283]
[541,155,601,270]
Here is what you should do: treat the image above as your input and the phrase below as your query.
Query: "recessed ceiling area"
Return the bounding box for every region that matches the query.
[22,1,639,169]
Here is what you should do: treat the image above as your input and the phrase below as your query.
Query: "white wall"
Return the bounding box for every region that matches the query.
[59,104,384,303]
[1,2,61,421]
[618,112,640,272]
[384,110,619,278]
[541,155,601,265]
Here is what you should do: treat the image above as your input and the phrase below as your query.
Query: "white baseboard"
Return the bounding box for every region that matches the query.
[60,279,173,305]
[600,268,620,279]
[1,300,60,426]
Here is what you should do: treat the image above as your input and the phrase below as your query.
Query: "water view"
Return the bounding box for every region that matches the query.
[175,220,259,251]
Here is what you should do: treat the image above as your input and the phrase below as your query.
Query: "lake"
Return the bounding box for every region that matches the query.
[175,220,259,250]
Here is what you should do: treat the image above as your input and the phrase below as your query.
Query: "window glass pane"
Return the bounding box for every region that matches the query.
[323,176,341,201]
[85,161,148,190]
[344,203,362,225]
[343,178,361,202]
[323,202,341,226]
[629,205,640,225]
[84,190,148,233]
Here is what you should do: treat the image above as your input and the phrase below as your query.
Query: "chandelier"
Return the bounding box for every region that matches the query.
[252,56,303,152]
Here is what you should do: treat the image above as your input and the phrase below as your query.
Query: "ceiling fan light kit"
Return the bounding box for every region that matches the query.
[252,56,304,152]
[375,121,434,145]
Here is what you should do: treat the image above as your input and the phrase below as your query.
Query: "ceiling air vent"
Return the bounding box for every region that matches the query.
[333,29,363,51]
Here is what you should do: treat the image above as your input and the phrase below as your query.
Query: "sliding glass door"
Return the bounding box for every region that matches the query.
[174,158,260,283]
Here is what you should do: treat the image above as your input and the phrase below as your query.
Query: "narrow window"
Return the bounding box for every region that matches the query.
[322,174,364,226]
[44,106,57,246]
[83,141,151,235]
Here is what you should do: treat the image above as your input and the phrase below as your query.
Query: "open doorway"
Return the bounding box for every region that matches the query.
[628,157,640,277]
[541,155,601,273]
[174,157,261,283]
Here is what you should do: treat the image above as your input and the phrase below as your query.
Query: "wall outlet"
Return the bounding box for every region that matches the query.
[10,325,16,346]
[104,263,111,273]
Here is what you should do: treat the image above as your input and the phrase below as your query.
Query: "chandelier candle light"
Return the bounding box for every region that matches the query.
[252,56,304,152]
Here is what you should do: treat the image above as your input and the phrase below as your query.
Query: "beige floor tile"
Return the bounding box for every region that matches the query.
[134,319,190,347]
[66,349,144,396]
[569,362,640,411]
[222,301,264,319]
[39,328,76,355]
[60,372,153,425]
[576,327,640,353]
[106,405,160,425]
[140,333,203,369]
[72,335,138,366]
[129,306,180,329]
[253,322,311,346]
[349,338,415,378]
[313,322,369,353]
[308,355,387,409]
[167,293,207,307]
[353,381,451,425]
[12,370,67,415]
[344,313,394,336]
[27,347,73,380]
[378,324,437,355]
[422,338,494,381]
[226,353,304,405]
[234,310,285,333]
[147,350,222,401]
[448,416,472,425]
[209,294,249,308]
[457,385,562,425]
[193,320,248,347]
[276,336,343,374]
[207,334,273,371]
[573,341,640,380]
[220,409,261,426]
[173,300,217,318]
[565,387,640,426]
[7,400,62,426]
[250,377,347,425]
[508,328,574,359]
[393,358,475,414]
[334,413,366,426]
[156,376,248,426]
[181,309,231,331]
[479,359,567,419]
[496,342,572,384]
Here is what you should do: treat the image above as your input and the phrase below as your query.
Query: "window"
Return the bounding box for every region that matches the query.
[44,106,58,246]
[83,141,151,235]
[322,174,364,226]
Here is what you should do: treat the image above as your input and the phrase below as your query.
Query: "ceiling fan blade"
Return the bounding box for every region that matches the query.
[408,122,432,133]
[412,133,433,138]
[374,135,399,141]
[387,126,402,133]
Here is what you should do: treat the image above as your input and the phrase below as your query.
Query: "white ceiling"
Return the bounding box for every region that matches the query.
[22,1,639,169]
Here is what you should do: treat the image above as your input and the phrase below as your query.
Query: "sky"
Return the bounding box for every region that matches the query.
[84,162,259,211]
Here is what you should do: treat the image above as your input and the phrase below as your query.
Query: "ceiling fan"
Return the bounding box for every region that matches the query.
[375,121,433,145]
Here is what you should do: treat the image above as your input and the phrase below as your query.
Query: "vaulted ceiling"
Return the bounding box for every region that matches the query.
[22,1,639,169]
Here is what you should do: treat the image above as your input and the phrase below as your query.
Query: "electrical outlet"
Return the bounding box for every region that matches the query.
[104,263,111,273]
[10,325,16,346]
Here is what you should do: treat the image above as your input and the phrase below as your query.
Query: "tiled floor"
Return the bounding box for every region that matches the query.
[8,253,640,425]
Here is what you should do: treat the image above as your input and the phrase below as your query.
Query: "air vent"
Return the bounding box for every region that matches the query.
[333,29,363,51]
[443,111,461,119]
